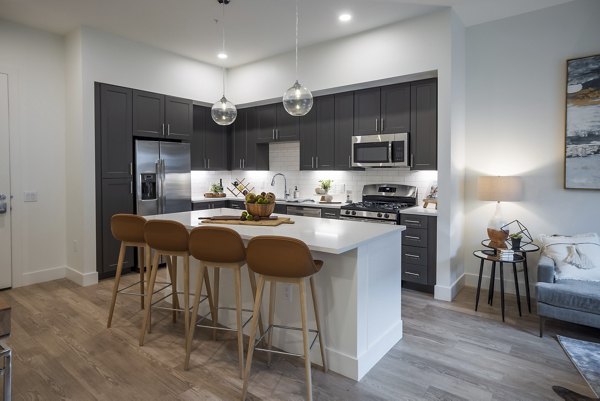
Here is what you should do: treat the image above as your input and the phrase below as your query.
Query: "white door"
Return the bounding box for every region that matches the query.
[0,73,12,289]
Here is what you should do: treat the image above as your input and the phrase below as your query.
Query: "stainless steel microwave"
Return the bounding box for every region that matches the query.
[351,133,409,168]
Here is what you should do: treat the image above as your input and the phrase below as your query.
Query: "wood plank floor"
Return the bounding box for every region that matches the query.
[1,273,598,401]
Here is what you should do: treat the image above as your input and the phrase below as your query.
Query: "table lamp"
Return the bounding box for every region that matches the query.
[478,176,523,249]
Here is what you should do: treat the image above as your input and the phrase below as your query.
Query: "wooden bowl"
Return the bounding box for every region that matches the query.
[245,202,275,217]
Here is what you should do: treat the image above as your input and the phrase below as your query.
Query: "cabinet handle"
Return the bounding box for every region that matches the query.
[167,124,170,136]
[405,253,420,259]
[316,156,319,169]
[311,156,314,169]
[129,162,133,176]
[375,118,378,132]
[162,123,165,136]
[348,155,351,169]
[410,154,414,168]
[130,180,133,194]
[405,272,420,277]
[272,129,275,140]
[381,118,384,132]
[207,158,210,169]
[405,219,420,224]
[243,158,245,169]
[416,164,430,166]
[405,235,421,240]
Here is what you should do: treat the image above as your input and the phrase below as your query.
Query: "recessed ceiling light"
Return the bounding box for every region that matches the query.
[217,52,228,59]
[339,13,352,22]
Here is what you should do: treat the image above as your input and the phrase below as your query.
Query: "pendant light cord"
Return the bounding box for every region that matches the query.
[221,1,226,96]
[295,0,298,80]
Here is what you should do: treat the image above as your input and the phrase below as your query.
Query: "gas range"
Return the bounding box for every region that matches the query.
[340,184,417,224]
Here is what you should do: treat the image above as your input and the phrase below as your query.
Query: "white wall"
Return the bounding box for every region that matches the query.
[65,27,225,284]
[229,10,466,300]
[464,0,600,292]
[0,19,67,287]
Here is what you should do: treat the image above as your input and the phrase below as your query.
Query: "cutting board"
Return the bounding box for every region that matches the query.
[200,216,294,226]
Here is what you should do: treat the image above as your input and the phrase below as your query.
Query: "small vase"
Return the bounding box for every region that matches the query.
[511,238,521,250]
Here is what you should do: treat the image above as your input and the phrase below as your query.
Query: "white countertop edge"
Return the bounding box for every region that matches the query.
[191,197,345,209]
[399,206,438,216]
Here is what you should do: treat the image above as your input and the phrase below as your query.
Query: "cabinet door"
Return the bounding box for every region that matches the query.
[276,103,299,141]
[334,92,355,170]
[245,108,260,170]
[192,202,209,210]
[255,104,277,143]
[203,107,229,170]
[132,90,164,138]
[299,103,316,170]
[354,87,380,136]
[165,95,193,139]
[315,95,335,170]
[231,108,247,170]
[190,105,206,170]
[100,84,133,179]
[100,178,134,277]
[381,83,410,134]
[410,79,437,170]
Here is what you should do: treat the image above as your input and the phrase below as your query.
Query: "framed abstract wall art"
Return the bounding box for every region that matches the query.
[565,54,600,189]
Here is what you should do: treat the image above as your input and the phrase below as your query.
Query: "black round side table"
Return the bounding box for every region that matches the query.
[473,250,526,322]
[480,239,540,313]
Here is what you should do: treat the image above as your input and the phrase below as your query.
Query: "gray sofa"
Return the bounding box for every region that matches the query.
[536,255,600,337]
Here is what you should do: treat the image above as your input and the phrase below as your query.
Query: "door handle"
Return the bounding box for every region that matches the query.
[167,123,171,136]
[381,118,384,132]
[162,123,165,136]
[207,159,210,169]
[0,194,7,214]
[375,118,378,132]
[242,158,245,169]
[316,156,319,169]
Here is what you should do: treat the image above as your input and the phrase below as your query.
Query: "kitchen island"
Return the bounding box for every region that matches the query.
[146,208,405,381]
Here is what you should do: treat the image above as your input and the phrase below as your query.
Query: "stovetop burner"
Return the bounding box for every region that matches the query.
[342,201,411,213]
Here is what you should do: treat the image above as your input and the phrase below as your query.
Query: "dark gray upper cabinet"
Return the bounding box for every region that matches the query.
[381,83,410,134]
[231,108,269,170]
[354,88,380,136]
[410,79,437,170]
[191,106,229,170]
[299,102,317,170]
[315,96,335,169]
[232,108,247,170]
[100,177,134,277]
[334,92,356,170]
[254,103,299,143]
[132,90,164,138]
[165,96,193,139]
[132,92,193,139]
[100,84,133,179]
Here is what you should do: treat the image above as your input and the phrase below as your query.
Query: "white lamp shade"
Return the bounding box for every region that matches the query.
[477,176,523,202]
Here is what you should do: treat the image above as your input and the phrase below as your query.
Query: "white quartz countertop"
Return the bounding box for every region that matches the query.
[146,208,404,254]
[191,197,345,209]
[400,205,438,216]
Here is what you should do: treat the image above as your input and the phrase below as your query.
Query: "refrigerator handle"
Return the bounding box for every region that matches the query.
[155,160,162,214]
[160,159,166,214]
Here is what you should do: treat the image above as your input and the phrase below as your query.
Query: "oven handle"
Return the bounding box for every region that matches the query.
[339,216,398,225]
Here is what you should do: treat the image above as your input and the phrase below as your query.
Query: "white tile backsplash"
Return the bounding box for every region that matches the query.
[192,142,438,203]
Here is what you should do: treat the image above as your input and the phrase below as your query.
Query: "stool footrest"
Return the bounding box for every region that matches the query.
[117,281,171,297]
[254,324,319,356]
[193,306,254,332]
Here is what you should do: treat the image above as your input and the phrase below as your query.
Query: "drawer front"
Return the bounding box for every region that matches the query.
[211,201,227,209]
[400,214,427,229]
[402,245,427,267]
[192,202,209,210]
[228,200,245,210]
[321,208,340,219]
[402,263,428,284]
[403,228,427,247]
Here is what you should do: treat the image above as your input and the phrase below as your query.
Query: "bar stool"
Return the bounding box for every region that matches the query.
[242,236,327,401]
[139,220,215,347]
[107,214,149,328]
[184,226,264,377]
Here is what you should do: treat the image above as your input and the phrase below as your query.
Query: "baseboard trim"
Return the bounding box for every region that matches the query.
[434,274,465,301]
[464,272,534,296]
[65,267,98,287]
[19,265,67,287]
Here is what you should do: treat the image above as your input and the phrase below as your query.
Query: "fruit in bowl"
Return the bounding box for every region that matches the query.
[245,192,276,217]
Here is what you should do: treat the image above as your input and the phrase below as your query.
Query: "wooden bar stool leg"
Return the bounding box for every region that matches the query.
[241,275,265,401]
[203,268,217,326]
[267,281,276,367]
[107,242,126,328]
[168,256,180,322]
[310,276,327,372]
[185,263,207,370]
[183,255,190,341]
[138,246,145,310]
[213,267,220,341]
[140,251,160,346]
[234,268,244,379]
[247,270,265,339]
[299,279,313,401]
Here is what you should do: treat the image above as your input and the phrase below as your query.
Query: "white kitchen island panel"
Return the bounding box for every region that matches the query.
[145,209,404,381]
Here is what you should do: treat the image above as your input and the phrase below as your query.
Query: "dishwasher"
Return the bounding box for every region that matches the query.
[286,206,321,218]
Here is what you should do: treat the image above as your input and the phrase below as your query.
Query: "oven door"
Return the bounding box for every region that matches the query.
[352,133,409,167]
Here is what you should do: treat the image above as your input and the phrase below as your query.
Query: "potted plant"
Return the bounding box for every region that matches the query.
[210,182,223,194]
[509,233,523,250]
[318,179,333,193]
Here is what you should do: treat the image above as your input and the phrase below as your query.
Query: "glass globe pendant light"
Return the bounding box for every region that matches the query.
[211,0,237,126]
[282,0,313,116]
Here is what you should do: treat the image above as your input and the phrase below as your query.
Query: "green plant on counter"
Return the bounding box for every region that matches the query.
[319,179,333,192]
[210,182,223,193]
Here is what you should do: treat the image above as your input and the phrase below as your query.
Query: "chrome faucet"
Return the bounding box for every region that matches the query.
[270,173,289,200]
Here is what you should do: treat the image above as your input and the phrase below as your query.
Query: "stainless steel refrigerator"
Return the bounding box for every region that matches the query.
[135,140,191,216]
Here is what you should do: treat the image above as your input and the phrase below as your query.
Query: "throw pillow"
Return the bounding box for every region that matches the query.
[540,233,600,281]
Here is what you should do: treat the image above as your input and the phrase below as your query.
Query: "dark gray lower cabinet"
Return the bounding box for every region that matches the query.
[401,213,436,293]
[192,200,227,210]
[99,178,134,278]
[321,208,340,219]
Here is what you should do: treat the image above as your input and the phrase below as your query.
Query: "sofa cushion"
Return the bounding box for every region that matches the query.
[536,280,600,315]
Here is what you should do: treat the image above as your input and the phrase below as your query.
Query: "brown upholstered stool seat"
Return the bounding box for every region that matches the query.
[242,236,327,401]
[185,226,264,377]
[107,214,149,328]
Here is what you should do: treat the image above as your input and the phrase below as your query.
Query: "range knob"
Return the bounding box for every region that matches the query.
[377,212,382,218]
[384,213,389,218]
[351,211,356,216]
[345,210,350,215]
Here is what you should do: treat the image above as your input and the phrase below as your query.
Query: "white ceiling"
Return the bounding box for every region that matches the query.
[0,0,575,68]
